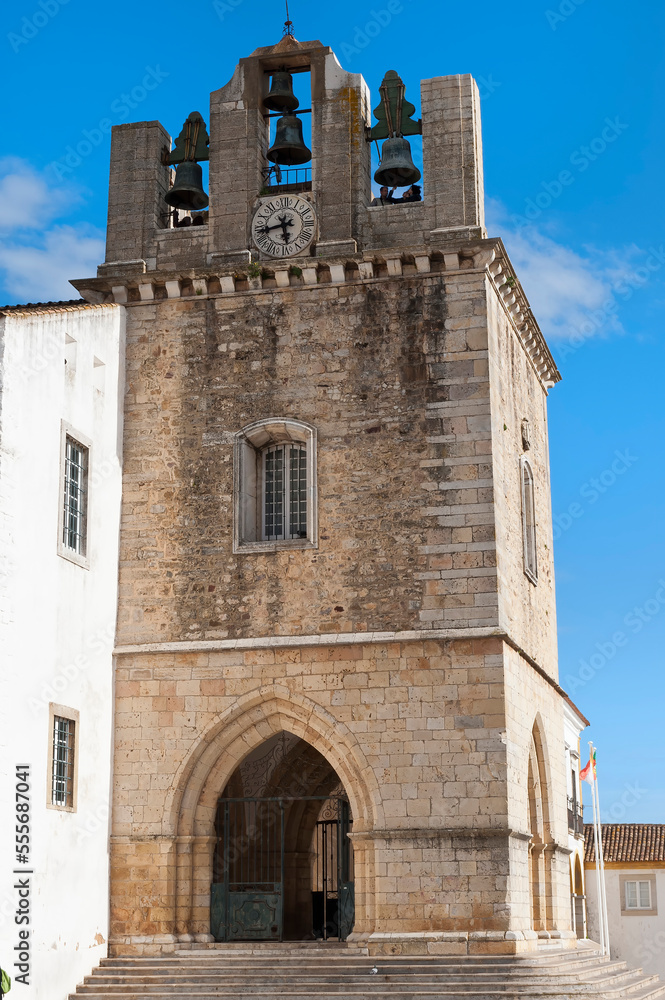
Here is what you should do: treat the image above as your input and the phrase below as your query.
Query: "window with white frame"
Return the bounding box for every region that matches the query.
[63,434,88,556]
[521,458,538,584]
[47,704,79,811]
[625,880,652,910]
[234,419,317,552]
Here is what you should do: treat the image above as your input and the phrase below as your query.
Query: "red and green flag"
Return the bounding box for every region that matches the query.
[580,748,597,785]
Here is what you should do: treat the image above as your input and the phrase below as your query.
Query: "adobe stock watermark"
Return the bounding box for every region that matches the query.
[8,0,70,53]
[599,782,647,822]
[552,449,637,540]
[339,1,406,62]
[566,579,665,695]
[73,802,109,846]
[27,623,116,715]
[556,245,665,362]
[512,116,628,228]
[545,0,589,30]
[212,0,244,19]
[637,931,665,966]
[46,65,169,181]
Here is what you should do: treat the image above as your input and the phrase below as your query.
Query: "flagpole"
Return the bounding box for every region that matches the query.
[593,750,610,957]
[588,742,605,956]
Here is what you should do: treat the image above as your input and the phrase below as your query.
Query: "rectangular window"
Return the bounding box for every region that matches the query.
[263,444,307,541]
[625,880,652,910]
[63,435,88,555]
[51,715,76,808]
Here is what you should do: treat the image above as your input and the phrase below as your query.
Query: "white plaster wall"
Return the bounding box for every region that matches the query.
[563,703,587,935]
[0,305,124,1000]
[586,868,665,981]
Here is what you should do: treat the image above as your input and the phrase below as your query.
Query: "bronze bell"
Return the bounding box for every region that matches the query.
[374,137,421,188]
[165,160,209,211]
[264,71,299,113]
[267,114,312,167]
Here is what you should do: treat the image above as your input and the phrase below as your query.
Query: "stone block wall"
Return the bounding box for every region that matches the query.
[487,282,559,679]
[105,121,171,266]
[110,636,513,951]
[115,269,504,647]
[103,243,569,953]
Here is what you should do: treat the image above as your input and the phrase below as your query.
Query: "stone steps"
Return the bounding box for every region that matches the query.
[69,946,665,1000]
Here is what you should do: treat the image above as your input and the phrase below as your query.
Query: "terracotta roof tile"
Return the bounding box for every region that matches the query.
[0,298,88,313]
[584,824,665,863]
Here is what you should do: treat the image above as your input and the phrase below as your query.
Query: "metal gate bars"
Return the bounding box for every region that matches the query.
[210,795,354,942]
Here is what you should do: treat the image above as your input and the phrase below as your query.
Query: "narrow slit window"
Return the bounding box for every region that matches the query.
[63,436,88,555]
[263,444,307,541]
[52,716,76,808]
[521,459,538,583]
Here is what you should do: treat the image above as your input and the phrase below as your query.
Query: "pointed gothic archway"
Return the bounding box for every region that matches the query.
[166,689,380,944]
[210,731,354,941]
[527,716,554,933]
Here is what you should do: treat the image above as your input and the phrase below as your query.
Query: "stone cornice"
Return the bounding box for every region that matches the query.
[114,625,505,655]
[71,237,560,391]
[488,239,561,390]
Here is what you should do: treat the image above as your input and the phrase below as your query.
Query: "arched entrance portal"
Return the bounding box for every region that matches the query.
[210,732,354,942]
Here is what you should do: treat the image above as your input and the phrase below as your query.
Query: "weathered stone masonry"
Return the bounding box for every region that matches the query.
[71,34,574,957]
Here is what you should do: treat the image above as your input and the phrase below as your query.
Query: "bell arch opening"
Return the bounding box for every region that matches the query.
[210,731,355,943]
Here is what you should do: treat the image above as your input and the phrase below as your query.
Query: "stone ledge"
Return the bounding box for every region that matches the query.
[114,625,505,655]
[71,237,560,390]
[350,930,542,956]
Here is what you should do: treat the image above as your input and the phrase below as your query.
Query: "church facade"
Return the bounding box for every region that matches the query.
[63,33,581,959]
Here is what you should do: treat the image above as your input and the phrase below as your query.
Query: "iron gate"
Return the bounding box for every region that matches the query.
[210,796,353,942]
[312,799,354,940]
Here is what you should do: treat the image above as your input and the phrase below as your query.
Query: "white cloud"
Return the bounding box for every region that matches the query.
[0,157,82,233]
[486,198,627,341]
[0,225,104,303]
[0,158,101,304]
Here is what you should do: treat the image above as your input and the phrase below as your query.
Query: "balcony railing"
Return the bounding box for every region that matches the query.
[567,797,584,837]
[265,167,312,194]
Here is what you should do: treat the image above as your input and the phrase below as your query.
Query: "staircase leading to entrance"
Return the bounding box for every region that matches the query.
[69,943,665,1000]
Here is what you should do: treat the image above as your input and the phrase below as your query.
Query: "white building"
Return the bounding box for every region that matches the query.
[585,824,665,981]
[0,301,124,1000]
[564,698,588,938]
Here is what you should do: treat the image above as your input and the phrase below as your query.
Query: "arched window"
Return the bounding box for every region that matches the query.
[234,419,317,552]
[521,458,537,584]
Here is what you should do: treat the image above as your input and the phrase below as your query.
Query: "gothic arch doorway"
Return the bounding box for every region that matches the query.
[210,731,355,942]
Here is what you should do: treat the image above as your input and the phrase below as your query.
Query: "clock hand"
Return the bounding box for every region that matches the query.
[258,222,287,234]
[279,214,295,243]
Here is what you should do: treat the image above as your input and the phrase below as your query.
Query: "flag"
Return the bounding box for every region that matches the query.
[580,748,597,785]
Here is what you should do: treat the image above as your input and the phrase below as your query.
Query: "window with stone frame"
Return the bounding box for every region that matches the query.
[234,419,317,553]
[47,704,79,812]
[521,457,538,584]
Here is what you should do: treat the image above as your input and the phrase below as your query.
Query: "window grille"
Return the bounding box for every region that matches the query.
[521,459,538,583]
[52,716,75,808]
[63,436,88,555]
[625,880,652,909]
[263,444,307,541]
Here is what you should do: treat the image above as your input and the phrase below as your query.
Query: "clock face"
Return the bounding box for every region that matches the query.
[251,195,316,258]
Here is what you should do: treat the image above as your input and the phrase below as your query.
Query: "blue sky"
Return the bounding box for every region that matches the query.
[1,0,663,821]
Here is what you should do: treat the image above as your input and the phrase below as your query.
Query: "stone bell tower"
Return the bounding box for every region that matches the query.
[73,31,573,958]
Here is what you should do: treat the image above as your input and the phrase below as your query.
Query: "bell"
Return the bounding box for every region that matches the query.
[267,114,312,167]
[264,71,299,113]
[374,137,421,188]
[165,160,209,211]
